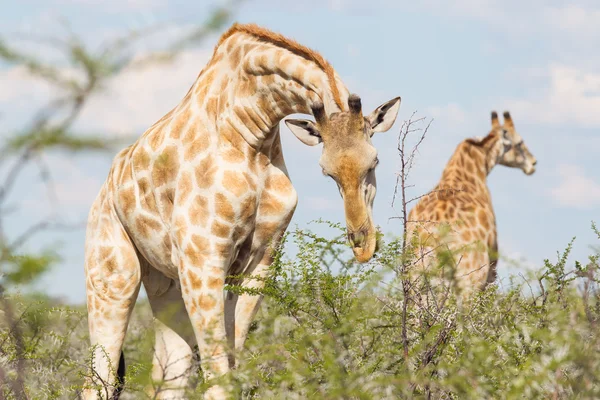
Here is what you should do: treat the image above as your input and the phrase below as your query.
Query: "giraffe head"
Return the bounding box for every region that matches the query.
[285,94,401,262]
[496,111,537,175]
[468,111,537,176]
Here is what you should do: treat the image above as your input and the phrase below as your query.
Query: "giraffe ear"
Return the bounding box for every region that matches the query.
[491,111,500,128]
[366,96,401,135]
[285,119,322,146]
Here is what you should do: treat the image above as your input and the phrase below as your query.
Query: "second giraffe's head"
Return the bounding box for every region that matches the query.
[285,94,401,263]
[492,111,537,175]
[467,111,537,176]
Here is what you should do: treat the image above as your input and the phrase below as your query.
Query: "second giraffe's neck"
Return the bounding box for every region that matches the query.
[188,29,350,151]
[438,136,500,194]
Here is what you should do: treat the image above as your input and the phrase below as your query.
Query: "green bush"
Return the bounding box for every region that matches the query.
[1,221,598,399]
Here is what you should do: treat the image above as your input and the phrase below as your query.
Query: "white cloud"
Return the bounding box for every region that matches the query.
[507,65,600,127]
[18,155,103,218]
[409,1,600,60]
[76,49,212,135]
[53,160,102,210]
[541,5,600,40]
[550,164,600,209]
[329,0,345,11]
[0,67,54,127]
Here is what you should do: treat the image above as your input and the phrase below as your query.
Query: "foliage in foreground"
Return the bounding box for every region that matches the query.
[0,222,599,399]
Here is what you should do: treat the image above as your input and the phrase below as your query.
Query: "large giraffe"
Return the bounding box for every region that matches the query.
[406,111,536,299]
[82,23,401,399]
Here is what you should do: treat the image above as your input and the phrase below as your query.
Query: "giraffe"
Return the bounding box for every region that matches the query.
[82,23,401,399]
[405,111,536,300]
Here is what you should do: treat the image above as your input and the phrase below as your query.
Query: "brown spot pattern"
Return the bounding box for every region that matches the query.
[135,215,162,237]
[207,276,224,290]
[148,125,166,151]
[478,209,490,230]
[189,195,209,226]
[223,147,246,163]
[152,146,180,187]
[177,172,193,206]
[239,195,257,222]
[160,190,174,218]
[211,220,231,238]
[174,216,188,244]
[199,294,217,310]
[195,155,217,189]
[223,170,250,197]
[260,192,285,216]
[184,133,210,162]
[215,193,235,220]
[119,187,136,215]
[169,107,191,140]
[188,270,203,290]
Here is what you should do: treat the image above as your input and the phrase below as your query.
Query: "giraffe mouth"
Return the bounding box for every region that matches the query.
[348,226,377,263]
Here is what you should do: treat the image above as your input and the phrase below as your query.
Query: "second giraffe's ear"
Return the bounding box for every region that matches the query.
[491,111,500,128]
[285,119,322,146]
[366,96,402,135]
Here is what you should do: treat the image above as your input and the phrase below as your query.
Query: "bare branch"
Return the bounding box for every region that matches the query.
[9,220,86,252]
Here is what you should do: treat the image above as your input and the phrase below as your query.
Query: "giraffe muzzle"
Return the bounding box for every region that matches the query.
[348,230,366,248]
[348,227,377,263]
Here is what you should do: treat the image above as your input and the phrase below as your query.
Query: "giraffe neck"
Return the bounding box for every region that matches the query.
[184,29,350,152]
[438,136,500,195]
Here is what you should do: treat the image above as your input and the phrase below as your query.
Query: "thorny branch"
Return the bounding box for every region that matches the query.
[388,110,465,396]
[390,111,433,363]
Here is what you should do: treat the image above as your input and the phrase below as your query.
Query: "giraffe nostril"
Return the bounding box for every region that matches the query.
[348,231,366,248]
[348,232,356,244]
[532,159,538,166]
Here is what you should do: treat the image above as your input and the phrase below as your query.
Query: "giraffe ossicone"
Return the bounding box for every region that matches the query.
[82,22,401,399]
[406,110,537,299]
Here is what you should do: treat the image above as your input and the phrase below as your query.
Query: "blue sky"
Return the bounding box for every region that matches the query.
[2,0,600,303]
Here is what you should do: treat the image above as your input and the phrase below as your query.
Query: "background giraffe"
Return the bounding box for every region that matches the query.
[406,111,537,299]
[82,23,401,399]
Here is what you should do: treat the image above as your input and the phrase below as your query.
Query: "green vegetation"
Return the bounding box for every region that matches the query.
[1,222,599,399]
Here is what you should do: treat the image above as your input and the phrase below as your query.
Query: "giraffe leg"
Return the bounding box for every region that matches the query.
[143,269,196,399]
[82,205,141,400]
[178,256,230,400]
[232,256,271,354]
[223,262,269,370]
[226,232,288,368]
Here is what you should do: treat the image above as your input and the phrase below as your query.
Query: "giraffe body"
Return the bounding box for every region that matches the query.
[83,23,401,399]
[406,111,537,297]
